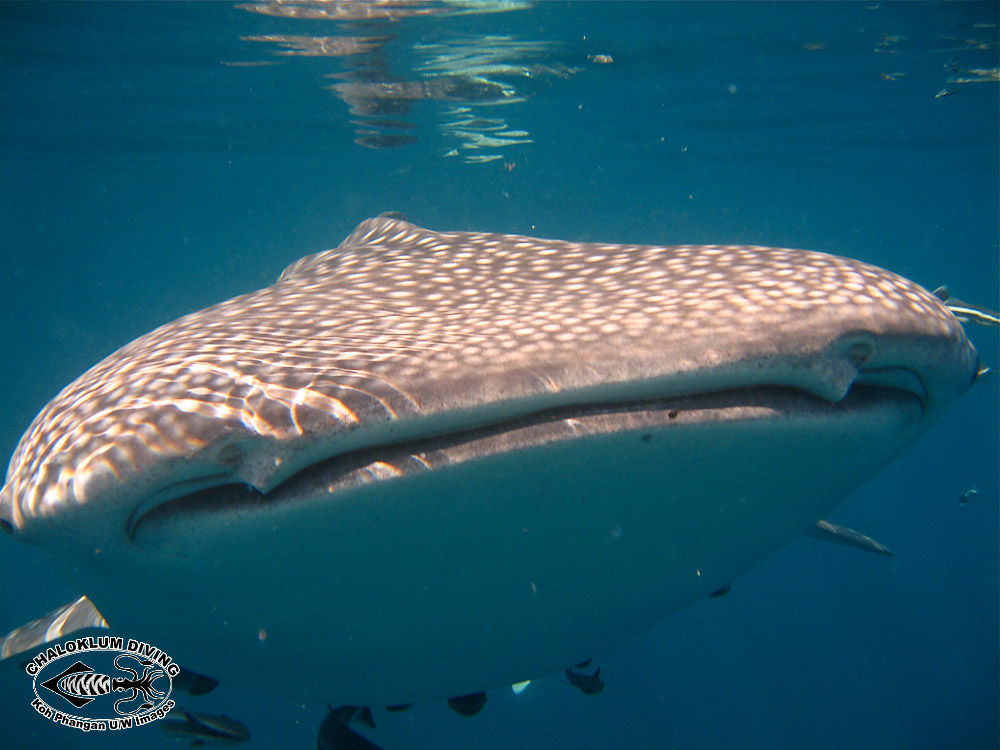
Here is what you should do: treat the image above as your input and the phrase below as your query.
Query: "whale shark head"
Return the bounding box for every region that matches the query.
[0,215,978,704]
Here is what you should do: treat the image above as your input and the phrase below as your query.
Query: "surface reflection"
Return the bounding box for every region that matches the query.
[236,0,581,162]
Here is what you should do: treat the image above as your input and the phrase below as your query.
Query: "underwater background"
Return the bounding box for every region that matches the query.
[0,2,997,748]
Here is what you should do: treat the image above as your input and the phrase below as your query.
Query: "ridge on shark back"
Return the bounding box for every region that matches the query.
[0,214,983,743]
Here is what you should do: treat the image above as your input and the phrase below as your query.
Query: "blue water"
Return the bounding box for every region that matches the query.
[1,2,997,748]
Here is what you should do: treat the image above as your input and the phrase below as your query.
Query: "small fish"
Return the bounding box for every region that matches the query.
[565,665,604,695]
[959,486,979,506]
[354,706,375,729]
[932,286,1000,327]
[510,680,531,695]
[324,705,374,727]
[807,520,894,556]
[317,705,381,750]
[172,667,219,696]
[709,583,732,598]
[447,691,487,716]
[160,707,249,746]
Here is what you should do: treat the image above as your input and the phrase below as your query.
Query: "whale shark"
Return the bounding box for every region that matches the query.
[0,214,980,712]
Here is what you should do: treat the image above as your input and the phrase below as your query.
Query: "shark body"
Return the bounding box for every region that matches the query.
[0,215,978,705]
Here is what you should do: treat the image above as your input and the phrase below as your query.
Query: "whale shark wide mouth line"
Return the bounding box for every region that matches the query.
[123,373,927,545]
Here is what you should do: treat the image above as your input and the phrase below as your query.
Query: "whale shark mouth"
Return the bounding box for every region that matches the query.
[126,377,924,550]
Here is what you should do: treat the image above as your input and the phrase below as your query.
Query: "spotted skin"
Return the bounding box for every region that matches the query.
[0,215,976,531]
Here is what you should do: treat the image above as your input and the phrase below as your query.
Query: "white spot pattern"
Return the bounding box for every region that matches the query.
[0,215,971,526]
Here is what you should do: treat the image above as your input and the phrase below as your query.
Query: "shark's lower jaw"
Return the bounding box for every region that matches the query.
[46,382,923,706]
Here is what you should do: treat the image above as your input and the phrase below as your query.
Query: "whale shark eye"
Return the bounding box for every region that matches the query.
[848,339,875,366]
[216,444,243,467]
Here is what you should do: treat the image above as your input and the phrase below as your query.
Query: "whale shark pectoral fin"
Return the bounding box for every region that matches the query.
[808,520,894,556]
[0,595,108,665]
